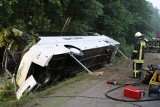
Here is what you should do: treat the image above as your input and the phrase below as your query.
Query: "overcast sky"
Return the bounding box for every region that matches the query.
[146,0,160,11]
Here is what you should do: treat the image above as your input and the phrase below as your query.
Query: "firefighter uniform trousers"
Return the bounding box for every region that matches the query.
[133,62,142,78]
[132,39,146,78]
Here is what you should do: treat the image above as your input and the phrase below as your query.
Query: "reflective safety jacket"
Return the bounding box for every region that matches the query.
[131,38,146,63]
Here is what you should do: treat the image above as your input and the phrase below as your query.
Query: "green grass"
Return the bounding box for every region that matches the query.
[0,71,88,107]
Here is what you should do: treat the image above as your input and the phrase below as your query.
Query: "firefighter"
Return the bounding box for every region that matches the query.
[131,32,146,79]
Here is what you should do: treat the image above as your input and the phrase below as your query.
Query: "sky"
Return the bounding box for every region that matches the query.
[146,0,160,11]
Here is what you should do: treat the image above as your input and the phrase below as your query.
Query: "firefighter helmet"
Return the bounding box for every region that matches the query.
[135,32,142,37]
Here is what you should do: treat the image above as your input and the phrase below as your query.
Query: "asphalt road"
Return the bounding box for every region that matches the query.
[21,53,160,107]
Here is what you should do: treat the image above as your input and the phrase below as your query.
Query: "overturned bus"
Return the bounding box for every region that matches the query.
[0,28,119,99]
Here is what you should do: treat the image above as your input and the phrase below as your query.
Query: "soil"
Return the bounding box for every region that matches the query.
[16,53,160,107]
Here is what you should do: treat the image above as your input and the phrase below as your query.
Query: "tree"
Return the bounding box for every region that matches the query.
[0,0,18,29]
[61,0,103,35]
[123,0,152,36]
[94,0,134,40]
[147,2,160,35]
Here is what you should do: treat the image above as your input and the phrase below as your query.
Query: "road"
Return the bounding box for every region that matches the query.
[20,53,160,107]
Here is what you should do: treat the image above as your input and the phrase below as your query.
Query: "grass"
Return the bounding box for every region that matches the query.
[0,71,88,107]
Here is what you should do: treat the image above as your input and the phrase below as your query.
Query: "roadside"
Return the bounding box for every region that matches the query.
[13,53,160,107]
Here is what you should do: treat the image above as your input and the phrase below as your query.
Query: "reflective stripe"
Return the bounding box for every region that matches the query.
[133,70,140,77]
[133,59,144,63]
[133,50,138,53]
[133,63,140,77]
[139,41,145,60]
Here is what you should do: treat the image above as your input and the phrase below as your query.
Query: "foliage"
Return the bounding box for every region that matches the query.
[0,0,18,28]
[69,21,92,35]
[0,80,16,101]
[118,37,133,57]
[0,0,159,37]
[147,2,160,34]
[0,27,12,47]
[0,27,30,48]
[94,0,134,39]
[61,0,103,34]
[122,0,152,43]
